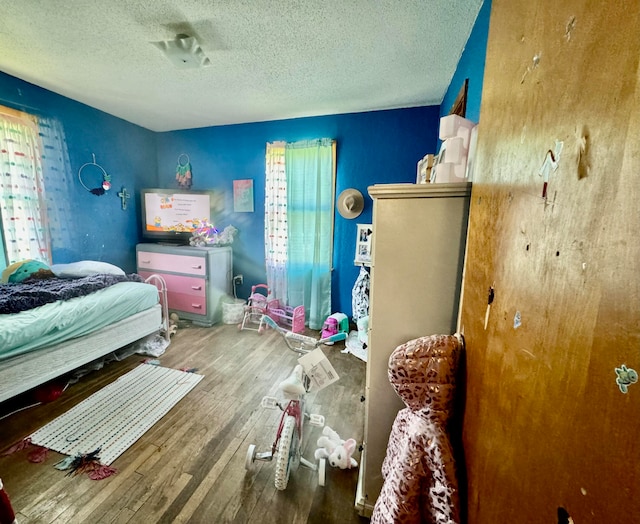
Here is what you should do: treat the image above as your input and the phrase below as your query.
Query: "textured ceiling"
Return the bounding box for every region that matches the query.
[0,1,483,132]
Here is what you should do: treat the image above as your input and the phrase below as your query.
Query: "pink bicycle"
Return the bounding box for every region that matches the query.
[244,315,346,490]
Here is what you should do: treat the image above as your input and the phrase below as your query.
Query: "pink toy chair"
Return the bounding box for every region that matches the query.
[239,284,270,332]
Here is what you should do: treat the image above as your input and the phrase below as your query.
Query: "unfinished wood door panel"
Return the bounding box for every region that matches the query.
[460,1,640,522]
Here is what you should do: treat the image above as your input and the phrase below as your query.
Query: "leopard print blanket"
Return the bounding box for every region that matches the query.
[371,334,462,524]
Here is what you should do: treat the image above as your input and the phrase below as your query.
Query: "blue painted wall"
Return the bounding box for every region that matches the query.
[0,72,157,272]
[156,107,441,315]
[440,0,492,124]
[0,1,491,318]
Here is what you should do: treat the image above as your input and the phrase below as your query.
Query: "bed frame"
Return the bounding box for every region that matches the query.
[0,305,163,403]
[0,274,168,404]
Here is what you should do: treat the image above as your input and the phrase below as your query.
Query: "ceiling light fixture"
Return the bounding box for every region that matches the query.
[152,33,211,69]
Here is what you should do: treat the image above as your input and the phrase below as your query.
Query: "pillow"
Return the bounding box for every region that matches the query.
[51,260,125,278]
[1,259,52,283]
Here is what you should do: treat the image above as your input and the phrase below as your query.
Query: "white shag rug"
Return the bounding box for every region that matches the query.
[29,364,202,465]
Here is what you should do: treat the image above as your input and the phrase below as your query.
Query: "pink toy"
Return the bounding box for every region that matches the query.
[267,300,305,334]
[321,317,338,340]
[239,284,271,332]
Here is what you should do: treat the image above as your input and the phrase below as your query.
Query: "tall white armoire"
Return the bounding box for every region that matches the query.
[355,182,471,516]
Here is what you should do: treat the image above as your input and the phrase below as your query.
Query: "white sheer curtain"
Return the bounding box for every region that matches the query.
[264,141,288,300]
[0,106,51,265]
[264,139,335,329]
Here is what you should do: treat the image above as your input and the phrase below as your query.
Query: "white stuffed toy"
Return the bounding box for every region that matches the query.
[314,426,358,469]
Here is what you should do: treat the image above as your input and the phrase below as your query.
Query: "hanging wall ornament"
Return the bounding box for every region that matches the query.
[176,153,192,188]
[78,154,111,196]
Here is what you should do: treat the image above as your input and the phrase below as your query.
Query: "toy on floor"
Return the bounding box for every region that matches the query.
[239,284,271,332]
[261,314,346,354]
[314,425,358,469]
[244,316,347,490]
[267,300,305,334]
[320,312,349,344]
[244,363,324,490]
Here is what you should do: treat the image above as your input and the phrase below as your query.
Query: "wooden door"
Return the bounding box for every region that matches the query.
[460,1,640,522]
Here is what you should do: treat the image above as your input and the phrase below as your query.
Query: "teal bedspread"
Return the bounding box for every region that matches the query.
[0,281,159,361]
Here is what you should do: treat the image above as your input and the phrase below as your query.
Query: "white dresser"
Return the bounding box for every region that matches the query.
[355,182,471,516]
[136,243,232,327]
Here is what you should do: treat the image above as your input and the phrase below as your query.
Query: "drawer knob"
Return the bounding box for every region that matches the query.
[191,265,202,270]
[141,259,151,264]
[191,285,202,290]
[192,304,202,309]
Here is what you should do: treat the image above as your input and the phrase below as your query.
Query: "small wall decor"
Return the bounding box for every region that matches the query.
[615,364,638,394]
[337,189,364,219]
[354,223,373,266]
[176,153,192,188]
[233,179,254,212]
[117,187,130,210]
[78,154,111,196]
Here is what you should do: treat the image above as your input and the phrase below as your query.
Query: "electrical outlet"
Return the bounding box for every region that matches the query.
[234,274,243,285]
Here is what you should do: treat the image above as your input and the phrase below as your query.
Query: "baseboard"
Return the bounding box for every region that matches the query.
[354,453,375,518]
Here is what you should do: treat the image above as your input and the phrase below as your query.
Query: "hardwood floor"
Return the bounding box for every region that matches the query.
[0,323,369,523]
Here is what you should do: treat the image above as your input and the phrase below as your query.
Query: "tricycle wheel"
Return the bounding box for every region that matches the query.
[318,458,326,487]
[274,415,298,490]
[245,444,256,470]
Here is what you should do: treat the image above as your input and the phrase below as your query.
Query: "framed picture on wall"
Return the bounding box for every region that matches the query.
[233,179,254,212]
[354,223,373,265]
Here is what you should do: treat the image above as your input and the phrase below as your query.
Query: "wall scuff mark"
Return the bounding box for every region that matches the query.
[565,16,577,41]
[577,126,591,179]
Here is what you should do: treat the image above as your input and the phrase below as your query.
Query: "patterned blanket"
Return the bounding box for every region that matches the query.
[0,273,144,315]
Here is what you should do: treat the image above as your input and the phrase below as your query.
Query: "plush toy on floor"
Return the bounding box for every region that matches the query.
[314,426,358,469]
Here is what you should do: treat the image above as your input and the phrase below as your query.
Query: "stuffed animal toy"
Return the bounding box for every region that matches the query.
[1,259,53,283]
[314,426,358,469]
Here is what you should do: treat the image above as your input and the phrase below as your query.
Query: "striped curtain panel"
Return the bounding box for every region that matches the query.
[0,107,51,265]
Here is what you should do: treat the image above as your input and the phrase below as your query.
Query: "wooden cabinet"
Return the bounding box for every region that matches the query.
[355,183,471,516]
[136,243,232,327]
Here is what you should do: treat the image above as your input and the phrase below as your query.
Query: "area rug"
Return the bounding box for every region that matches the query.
[29,363,203,466]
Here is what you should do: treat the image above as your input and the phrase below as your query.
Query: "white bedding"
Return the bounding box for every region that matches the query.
[0,281,159,360]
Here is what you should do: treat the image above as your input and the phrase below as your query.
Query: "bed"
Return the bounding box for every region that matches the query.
[0,260,167,404]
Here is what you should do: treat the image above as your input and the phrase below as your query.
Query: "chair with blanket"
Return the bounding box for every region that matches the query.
[371,333,463,524]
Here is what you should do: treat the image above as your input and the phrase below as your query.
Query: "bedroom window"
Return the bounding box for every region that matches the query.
[264,139,336,330]
[0,105,51,266]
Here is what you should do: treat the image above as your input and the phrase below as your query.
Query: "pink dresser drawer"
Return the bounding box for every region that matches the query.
[167,291,207,315]
[138,271,205,297]
[137,251,206,276]
[136,243,232,327]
